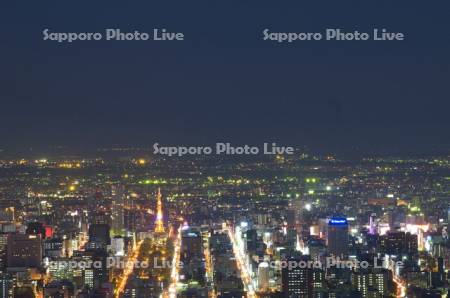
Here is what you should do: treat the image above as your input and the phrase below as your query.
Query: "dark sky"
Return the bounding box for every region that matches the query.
[0,2,449,155]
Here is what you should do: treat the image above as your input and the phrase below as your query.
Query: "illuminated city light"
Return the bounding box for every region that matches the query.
[227,227,258,298]
[155,188,165,234]
[114,240,144,298]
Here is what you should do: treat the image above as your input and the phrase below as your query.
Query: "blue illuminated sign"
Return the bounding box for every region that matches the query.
[329,218,348,225]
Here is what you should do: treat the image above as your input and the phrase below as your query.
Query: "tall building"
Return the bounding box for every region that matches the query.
[25,222,45,238]
[44,238,64,258]
[307,239,326,262]
[124,209,137,233]
[111,236,125,256]
[182,229,202,258]
[351,269,393,298]
[88,224,110,248]
[92,212,110,225]
[180,228,205,286]
[368,213,377,235]
[287,197,303,235]
[246,229,258,253]
[7,234,42,268]
[0,239,6,270]
[43,281,75,298]
[258,262,270,292]
[0,273,14,298]
[447,207,450,223]
[257,213,269,225]
[379,231,418,256]
[48,258,74,281]
[327,217,349,258]
[282,255,313,298]
[73,249,109,290]
[111,184,125,237]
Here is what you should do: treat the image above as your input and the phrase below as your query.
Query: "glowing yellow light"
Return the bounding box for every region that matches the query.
[137,158,146,165]
[410,206,421,212]
[69,185,76,191]
[58,162,81,169]
[154,188,165,233]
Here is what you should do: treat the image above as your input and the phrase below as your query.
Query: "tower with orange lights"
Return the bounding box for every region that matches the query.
[154,188,165,234]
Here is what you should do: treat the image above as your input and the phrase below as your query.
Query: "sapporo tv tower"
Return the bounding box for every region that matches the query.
[154,187,165,234]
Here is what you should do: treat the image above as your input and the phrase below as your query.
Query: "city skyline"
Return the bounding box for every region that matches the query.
[0,1,449,297]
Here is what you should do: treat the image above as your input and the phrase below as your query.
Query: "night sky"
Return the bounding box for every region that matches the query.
[1,2,449,155]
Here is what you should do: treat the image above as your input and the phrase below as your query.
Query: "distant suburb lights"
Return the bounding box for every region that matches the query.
[153,143,295,157]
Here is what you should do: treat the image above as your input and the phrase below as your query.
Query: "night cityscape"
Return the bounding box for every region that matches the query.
[0,150,447,297]
[1,2,450,298]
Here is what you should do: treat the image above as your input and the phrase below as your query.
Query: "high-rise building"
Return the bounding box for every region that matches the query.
[124,209,137,233]
[257,262,270,292]
[43,281,75,298]
[311,268,325,295]
[0,273,14,298]
[257,213,269,225]
[379,231,418,256]
[368,213,377,235]
[48,258,74,280]
[44,238,64,258]
[111,185,125,237]
[307,239,326,262]
[7,234,42,268]
[180,228,205,286]
[25,222,46,237]
[182,229,202,258]
[351,269,393,298]
[88,224,110,248]
[0,234,8,270]
[73,249,109,290]
[246,229,258,253]
[327,217,349,258]
[111,236,125,256]
[287,197,304,235]
[92,212,110,225]
[447,207,450,223]
[282,255,313,298]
